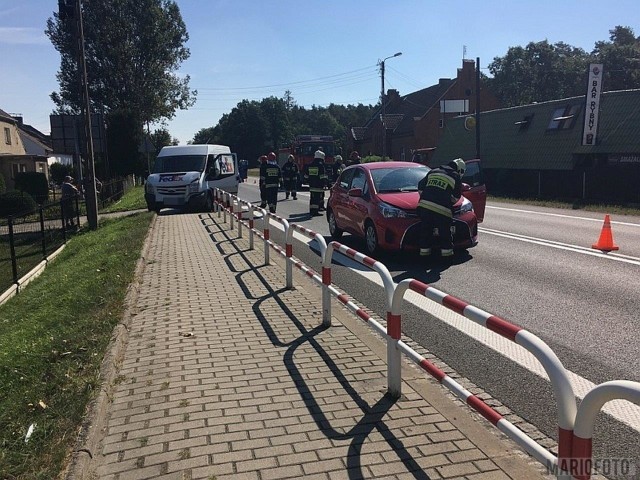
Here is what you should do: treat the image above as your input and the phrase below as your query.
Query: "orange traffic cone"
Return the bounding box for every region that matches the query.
[592,215,619,252]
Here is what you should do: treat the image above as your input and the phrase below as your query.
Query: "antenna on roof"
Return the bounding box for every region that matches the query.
[463,45,467,60]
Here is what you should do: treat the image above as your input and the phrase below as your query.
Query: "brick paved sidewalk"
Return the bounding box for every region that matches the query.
[73,212,549,479]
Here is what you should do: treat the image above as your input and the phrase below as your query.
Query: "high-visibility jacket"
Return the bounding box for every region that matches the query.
[417,165,461,218]
[303,158,327,192]
[264,162,282,188]
[282,161,298,182]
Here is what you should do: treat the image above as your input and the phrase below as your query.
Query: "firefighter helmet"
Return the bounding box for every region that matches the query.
[259,155,267,162]
[314,150,325,160]
[448,158,466,176]
[350,151,359,158]
[267,152,276,161]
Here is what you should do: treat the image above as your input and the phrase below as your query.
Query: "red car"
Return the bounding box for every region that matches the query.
[326,161,486,256]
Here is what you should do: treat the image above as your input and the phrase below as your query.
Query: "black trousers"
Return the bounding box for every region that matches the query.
[417,208,453,254]
[265,186,278,212]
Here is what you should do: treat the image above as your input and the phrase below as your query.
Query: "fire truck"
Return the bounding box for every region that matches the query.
[278,135,336,188]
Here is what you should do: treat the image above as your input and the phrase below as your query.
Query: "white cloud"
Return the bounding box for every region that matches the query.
[0,27,48,45]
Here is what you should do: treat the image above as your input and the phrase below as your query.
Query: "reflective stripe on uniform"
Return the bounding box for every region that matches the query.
[309,187,324,193]
[441,248,454,257]
[419,248,431,256]
[417,200,452,218]
[426,172,455,190]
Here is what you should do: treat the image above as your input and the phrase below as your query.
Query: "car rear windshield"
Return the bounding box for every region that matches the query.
[372,166,428,193]
[153,155,206,174]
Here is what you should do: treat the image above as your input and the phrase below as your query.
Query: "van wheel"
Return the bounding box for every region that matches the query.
[364,220,379,256]
[327,209,343,239]
[204,193,213,212]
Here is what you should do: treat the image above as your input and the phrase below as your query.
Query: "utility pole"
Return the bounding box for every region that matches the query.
[379,52,402,160]
[475,57,481,160]
[62,0,98,229]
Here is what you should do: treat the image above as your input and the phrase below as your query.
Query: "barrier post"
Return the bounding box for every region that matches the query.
[285,226,293,290]
[571,381,640,480]
[248,204,254,250]
[216,189,222,217]
[237,198,243,238]
[222,192,227,223]
[229,195,234,230]
[262,210,270,265]
[321,261,331,327]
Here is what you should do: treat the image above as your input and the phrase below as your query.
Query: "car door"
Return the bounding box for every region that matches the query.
[331,167,355,231]
[346,167,369,236]
[461,159,486,222]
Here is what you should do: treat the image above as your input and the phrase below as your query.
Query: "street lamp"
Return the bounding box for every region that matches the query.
[379,52,402,160]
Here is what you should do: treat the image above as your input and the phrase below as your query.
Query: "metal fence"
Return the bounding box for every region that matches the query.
[0,175,136,293]
[0,199,74,293]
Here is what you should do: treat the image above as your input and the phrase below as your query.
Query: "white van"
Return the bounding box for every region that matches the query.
[145,144,239,213]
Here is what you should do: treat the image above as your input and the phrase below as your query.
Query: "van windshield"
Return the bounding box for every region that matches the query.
[153,155,206,174]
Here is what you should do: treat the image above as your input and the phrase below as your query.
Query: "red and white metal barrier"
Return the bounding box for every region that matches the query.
[571,381,640,480]
[392,279,576,472]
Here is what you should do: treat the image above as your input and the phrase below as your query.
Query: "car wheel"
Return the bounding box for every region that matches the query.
[327,209,343,239]
[364,220,379,256]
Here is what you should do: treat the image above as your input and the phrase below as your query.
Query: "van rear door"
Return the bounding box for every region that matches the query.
[461,159,486,222]
[205,153,240,194]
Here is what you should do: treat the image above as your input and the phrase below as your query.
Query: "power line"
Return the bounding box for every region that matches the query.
[195,65,377,92]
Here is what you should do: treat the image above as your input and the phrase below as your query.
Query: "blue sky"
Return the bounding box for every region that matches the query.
[1,0,638,145]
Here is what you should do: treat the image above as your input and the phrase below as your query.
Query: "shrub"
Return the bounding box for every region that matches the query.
[14,172,49,204]
[0,190,37,217]
[0,172,5,194]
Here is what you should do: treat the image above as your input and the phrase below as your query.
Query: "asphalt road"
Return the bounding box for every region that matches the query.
[229,181,640,475]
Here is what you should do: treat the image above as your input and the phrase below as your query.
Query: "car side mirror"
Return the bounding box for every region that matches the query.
[348,187,363,197]
[461,183,471,192]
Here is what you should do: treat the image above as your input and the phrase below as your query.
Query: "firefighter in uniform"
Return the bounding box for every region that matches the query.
[331,155,344,184]
[282,154,299,200]
[417,158,465,259]
[347,151,362,166]
[258,155,268,208]
[264,152,282,213]
[303,150,327,216]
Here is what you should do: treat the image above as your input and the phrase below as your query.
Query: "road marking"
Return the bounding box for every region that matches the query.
[487,205,640,227]
[479,227,640,265]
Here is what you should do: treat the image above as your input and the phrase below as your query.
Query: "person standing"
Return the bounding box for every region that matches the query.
[282,154,299,200]
[347,151,362,166]
[303,150,327,216]
[264,152,282,213]
[61,175,79,230]
[331,155,344,184]
[258,155,268,208]
[416,158,465,259]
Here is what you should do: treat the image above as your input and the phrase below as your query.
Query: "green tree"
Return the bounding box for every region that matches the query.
[46,0,196,172]
[487,40,590,106]
[107,109,145,176]
[216,100,267,163]
[192,126,219,145]
[260,96,291,152]
[149,127,174,154]
[592,26,640,91]
[50,162,74,185]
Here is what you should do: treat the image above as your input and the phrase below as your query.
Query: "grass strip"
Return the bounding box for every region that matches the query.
[0,211,153,479]
[100,185,147,213]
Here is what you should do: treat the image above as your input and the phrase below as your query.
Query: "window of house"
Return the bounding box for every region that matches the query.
[12,163,27,179]
[4,127,11,145]
[547,105,580,131]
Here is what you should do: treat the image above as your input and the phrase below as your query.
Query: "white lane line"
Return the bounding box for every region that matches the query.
[487,205,640,227]
[479,227,640,265]
[281,228,640,432]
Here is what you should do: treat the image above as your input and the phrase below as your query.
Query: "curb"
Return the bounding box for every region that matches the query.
[63,213,157,480]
